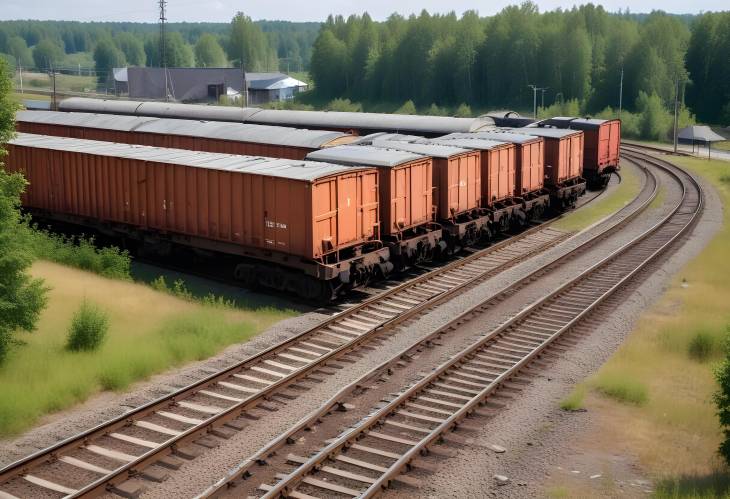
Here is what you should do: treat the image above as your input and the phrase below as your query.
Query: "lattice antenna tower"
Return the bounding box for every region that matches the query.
[159,0,170,100]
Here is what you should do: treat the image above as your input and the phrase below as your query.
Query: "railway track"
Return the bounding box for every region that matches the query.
[0,162,649,499]
[197,150,700,499]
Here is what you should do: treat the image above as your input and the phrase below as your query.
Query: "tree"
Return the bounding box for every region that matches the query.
[228,12,277,72]
[194,34,227,67]
[93,38,126,83]
[144,32,194,67]
[32,38,63,70]
[7,36,33,68]
[309,29,348,96]
[0,58,47,362]
[115,32,145,66]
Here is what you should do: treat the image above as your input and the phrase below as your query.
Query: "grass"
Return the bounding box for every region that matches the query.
[0,260,294,436]
[551,154,730,494]
[552,162,642,232]
[560,385,587,411]
[14,72,97,93]
[591,371,649,406]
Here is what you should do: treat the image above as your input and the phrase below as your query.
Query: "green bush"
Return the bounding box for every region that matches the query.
[454,103,472,118]
[715,334,730,465]
[688,331,717,362]
[18,221,131,280]
[66,301,109,351]
[394,99,416,115]
[325,98,362,112]
[423,103,447,116]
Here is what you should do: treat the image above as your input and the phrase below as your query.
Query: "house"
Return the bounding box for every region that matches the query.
[111,67,307,104]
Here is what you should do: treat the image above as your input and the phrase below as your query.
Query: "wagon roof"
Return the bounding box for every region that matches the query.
[306,144,426,167]
[16,110,350,149]
[10,133,367,182]
[502,127,583,139]
[439,131,543,145]
[540,116,614,128]
[416,136,512,150]
[366,139,474,159]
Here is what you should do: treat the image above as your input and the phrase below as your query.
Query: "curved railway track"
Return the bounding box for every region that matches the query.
[215,149,700,499]
[0,160,649,499]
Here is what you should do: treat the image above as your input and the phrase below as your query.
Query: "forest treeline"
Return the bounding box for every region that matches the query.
[309,4,729,125]
[0,17,318,77]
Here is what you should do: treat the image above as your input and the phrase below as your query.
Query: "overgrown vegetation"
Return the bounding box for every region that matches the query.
[65,300,109,352]
[0,57,47,363]
[0,260,294,435]
[19,222,131,280]
[592,371,649,406]
[150,275,237,308]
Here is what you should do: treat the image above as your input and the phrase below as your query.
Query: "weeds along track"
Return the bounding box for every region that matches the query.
[0,162,652,499]
[198,150,700,499]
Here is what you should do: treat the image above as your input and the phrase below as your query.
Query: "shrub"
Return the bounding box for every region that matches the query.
[66,301,109,351]
[454,103,472,117]
[423,103,446,116]
[715,334,730,465]
[394,99,416,115]
[19,221,131,280]
[593,373,648,405]
[325,98,362,112]
[688,331,717,362]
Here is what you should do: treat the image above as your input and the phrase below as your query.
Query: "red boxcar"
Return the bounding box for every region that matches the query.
[6,133,387,300]
[306,144,443,267]
[541,117,621,188]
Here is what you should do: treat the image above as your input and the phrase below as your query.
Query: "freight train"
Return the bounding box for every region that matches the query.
[7,102,621,301]
[57,98,620,190]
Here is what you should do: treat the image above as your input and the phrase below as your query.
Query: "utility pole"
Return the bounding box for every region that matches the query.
[540,87,549,110]
[18,64,23,94]
[673,75,680,154]
[528,85,547,119]
[159,0,168,101]
[618,67,624,119]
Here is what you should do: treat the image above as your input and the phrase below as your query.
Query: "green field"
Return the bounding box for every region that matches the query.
[552,163,642,232]
[557,155,730,496]
[0,260,294,436]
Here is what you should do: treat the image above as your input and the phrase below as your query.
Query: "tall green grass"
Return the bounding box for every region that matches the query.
[18,221,131,279]
[560,385,586,411]
[0,309,265,436]
[592,372,649,406]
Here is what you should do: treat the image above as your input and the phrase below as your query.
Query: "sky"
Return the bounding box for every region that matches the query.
[1,0,727,23]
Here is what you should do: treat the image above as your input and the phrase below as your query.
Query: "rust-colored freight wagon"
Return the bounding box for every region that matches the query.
[364,138,489,248]
[15,111,355,160]
[541,117,621,188]
[441,131,545,196]
[305,145,443,267]
[423,136,549,223]
[6,133,388,301]
[502,127,586,206]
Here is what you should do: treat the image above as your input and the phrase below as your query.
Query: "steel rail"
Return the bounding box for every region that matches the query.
[0,159,647,499]
[257,151,701,499]
[196,159,655,498]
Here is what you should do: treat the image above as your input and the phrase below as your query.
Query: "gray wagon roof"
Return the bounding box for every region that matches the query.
[307,144,425,168]
[502,127,582,139]
[439,131,543,145]
[17,110,350,149]
[416,136,512,150]
[366,139,473,159]
[10,133,366,182]
[59,98,497,134]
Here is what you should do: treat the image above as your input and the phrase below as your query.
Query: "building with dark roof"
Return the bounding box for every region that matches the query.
[111,67,307,104]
